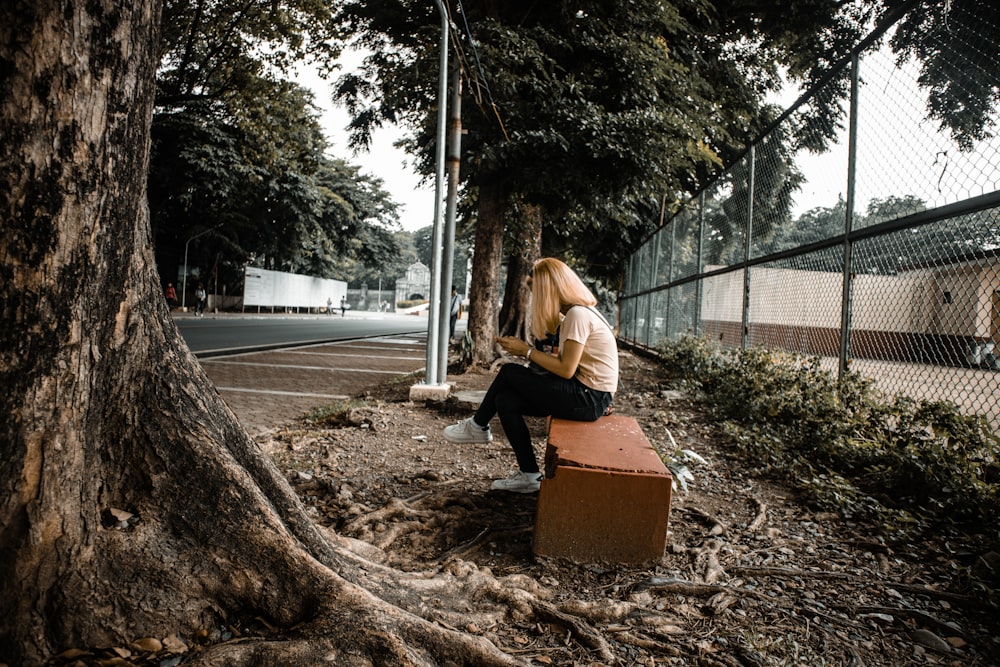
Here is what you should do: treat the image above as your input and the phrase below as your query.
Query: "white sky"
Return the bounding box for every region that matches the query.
[768,50,999,220]
[294,56,436,233]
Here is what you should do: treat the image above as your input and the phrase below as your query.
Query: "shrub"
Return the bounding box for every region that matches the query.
[654,337,1000,538]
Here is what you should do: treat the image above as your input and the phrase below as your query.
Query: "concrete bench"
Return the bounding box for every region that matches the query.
[533,415,672,564]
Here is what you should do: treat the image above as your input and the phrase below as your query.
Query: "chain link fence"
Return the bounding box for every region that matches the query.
[619,1,1000,431]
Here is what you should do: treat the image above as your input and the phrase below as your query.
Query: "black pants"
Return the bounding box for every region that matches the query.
[474,363,612,474]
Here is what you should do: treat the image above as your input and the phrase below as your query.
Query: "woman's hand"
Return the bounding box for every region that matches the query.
[495,336,530,357]
[495,336,584,380]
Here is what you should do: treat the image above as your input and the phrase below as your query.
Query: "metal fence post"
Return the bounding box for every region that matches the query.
[839,54,861,379]
[666,210,676,337]
[741,145,756,350]
[695,192,705,337]
[647,231,660,345]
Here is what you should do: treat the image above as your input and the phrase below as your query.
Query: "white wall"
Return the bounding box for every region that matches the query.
[700,263,992,337]
[243,267,347,310]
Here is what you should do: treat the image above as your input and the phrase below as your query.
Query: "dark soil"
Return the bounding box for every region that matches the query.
[262,349,1000,666]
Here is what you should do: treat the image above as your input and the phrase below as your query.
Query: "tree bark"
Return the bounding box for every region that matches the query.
[497,200,542,339]
[0,4,522,665]
[467,180,508,365]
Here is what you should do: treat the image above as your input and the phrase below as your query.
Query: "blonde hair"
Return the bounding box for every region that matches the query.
[530,257,597,339]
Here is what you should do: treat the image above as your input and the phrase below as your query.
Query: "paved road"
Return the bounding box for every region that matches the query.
[175,311,428,357]
[173,311,438,431]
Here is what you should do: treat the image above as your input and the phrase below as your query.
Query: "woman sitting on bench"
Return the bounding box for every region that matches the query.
[443,257,619,493]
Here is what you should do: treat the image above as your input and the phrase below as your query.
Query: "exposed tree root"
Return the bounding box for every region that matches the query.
[371,520,427,550]
[431,526,503,563]
[692,537,727,583]
[613,630,682,656]
[684,505,727,536]
[731,565,984,607]
[188,590,524,667]
[852,605,974,642]
[530,600,615,662]
[342,498,432,540]
[747,494,768,532]
[631,576,739,597]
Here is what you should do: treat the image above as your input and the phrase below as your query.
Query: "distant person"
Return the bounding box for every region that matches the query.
[443,258,618,493]
[164,283,176,310]
[340,296,347,317]
[194,284,207,316]
[327,297,333,315]
[449,286,462,339]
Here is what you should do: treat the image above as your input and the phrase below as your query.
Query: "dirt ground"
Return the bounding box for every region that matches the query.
[257,349,999,666]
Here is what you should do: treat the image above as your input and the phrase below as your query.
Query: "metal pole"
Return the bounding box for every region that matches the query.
[625,255,634,342]
[741,145,755,350]
[425,0,449,385]
[695,192,705,337]
[647,232,660,346]
[839,54,860,378]
[436,56,462,384]
[667,211,676,338]
[654,195,665,344]
[182,242,190,310]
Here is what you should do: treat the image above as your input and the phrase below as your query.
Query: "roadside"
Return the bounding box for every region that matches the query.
[251,350,999,666]
[196,335,430,434]
[184,314,459,434]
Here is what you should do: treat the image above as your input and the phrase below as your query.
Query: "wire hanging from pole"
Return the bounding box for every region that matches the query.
[451,0,510,142]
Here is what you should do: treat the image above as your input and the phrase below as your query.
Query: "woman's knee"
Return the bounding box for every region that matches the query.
[496,362,527,383]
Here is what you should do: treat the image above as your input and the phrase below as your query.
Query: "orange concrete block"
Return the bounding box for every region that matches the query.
[533,416,672,564]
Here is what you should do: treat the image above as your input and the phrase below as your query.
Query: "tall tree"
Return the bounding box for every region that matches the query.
[766,197,850,256]
[152,0,405,295]
[1,3,537,664]
[411,224,472,294]
[334,0,1000,362]
[150,82,405,297]
[334,0,871,361]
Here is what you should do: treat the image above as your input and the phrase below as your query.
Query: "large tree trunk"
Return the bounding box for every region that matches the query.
[467,180,507,365]
[0,4,526,666]
[497,200,542,339]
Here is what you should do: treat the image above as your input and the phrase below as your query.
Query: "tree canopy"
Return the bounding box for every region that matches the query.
[330,0,884,358]
[891,0,1000,151]
[333,0,875,283]
[151,0,405,297]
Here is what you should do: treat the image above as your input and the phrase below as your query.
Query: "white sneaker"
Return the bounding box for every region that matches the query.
[490,470,543,493]
[443,417,492,443]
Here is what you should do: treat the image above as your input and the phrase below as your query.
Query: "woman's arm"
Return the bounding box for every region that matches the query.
[495,336,584,379]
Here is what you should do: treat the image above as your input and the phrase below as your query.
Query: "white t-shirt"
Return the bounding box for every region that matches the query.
[558,306,619,393]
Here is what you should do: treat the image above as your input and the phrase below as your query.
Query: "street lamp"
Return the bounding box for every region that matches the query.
[182,224,222,310]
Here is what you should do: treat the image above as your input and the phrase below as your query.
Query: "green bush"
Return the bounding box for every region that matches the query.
[654,337,1000,537]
